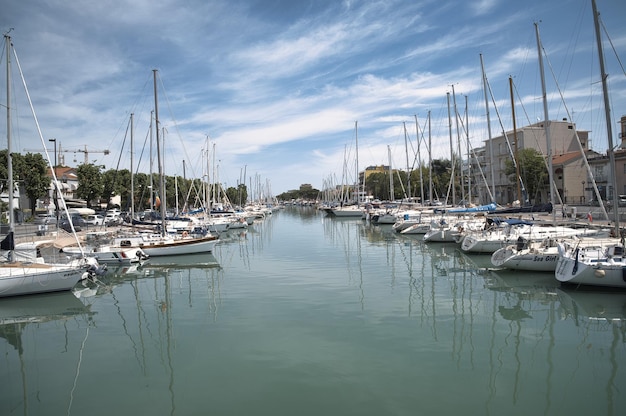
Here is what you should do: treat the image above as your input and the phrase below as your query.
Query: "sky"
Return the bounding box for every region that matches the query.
[1,0,625,197]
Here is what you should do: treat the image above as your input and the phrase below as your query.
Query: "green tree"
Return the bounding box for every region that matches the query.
[1,151,50,214]
[76,163,104,208]
[276,184,320,201]
[504,148,548,204]
[19,153,50,214]
[430,159,452,202]
[101,169,118,208]
[225,184,248,207]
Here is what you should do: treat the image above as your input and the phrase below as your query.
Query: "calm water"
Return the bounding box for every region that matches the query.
[2,207,626,416]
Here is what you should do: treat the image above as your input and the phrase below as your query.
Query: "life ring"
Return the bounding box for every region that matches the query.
[182,231,189,237]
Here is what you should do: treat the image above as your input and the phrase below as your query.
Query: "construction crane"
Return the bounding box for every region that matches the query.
[23,144,110,165]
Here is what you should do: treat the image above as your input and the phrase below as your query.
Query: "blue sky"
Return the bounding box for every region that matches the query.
[2,0,625,196]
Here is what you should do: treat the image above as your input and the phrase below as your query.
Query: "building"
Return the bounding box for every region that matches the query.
[471,118,592,205]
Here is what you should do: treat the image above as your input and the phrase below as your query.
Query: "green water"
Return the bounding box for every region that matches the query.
[2,207,625,415]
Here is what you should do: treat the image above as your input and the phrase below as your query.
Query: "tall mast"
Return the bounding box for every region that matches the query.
[355,121,359,205]
[5,34,14,261]
[447,92,455,205]
[153,69,166,236]
[465,95,471,205]
[404,121,410,201]
[428,111,433,204]
[130,113,135,222]
[149,110,154,210]
[509,76,522,203]
[452,85,465,204]
[535,23,556,222]
[415,115,425,205]
[388,145,394,201]
[480,54,496,203]
[592,0,619,234]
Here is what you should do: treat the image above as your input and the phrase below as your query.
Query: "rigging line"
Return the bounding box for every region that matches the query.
[600,18,626,77]
[12,42,87,254]
[485,76,528,199]
[533,47,609,219]
[67,326,90,416]
[510,79,564,206]
[154,72,199,179]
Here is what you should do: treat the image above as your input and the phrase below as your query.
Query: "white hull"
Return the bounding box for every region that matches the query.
[461,225,600,254]
[0,262,86,297]
[62,245,148,264]
[115,234,219,257]
[400,223,431,235]
[555,242,626,288]
[462,234,516,253]
[423,227,461,242]
[330,207,364,217]
[491,245,559,271]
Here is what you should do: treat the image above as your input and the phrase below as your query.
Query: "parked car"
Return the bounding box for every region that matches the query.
[85,214,104,226]
[59,215,86,232]
[34,213,56,225]
[105,213,122,226]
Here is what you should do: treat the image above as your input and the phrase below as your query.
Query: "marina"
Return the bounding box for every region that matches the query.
[2,207,625,415]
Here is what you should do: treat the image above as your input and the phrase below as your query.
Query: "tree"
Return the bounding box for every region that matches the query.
[504,148,548,204]
[225,184,248,207]
[276,184,320,201]
[76,163,104,208]
[430,159,452,201]
[1,151,50,214]
[18,153,50,214]
[101,169,119,208]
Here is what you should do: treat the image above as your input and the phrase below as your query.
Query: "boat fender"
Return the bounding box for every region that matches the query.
[595,269,606,278]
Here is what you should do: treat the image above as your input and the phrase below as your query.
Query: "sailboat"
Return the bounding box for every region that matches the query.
[110,70,219,257]
[330,121,365,218]
[555,0,626,289]
[0,34,98,297]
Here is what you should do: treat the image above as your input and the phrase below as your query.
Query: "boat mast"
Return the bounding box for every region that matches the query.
[130,112,134,222]
[153,69,166,236]
[480,54,496,203]
[428,110,433,205]
[535,23,556,222]
[403,121,410,201]
[387,145,394,201]
[465,95,471,205]
[509,76,522,203]
[5,34,14,261]
[414,114,425,205]
[452,84,465,204]
[355,121,359,205]
[592,0,619,235]
[447,92,455,205]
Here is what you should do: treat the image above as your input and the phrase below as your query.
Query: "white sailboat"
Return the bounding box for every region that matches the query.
[330,122,365,218]
[555,0,626,289]
[0,34,98,297]
[110,70,219,257]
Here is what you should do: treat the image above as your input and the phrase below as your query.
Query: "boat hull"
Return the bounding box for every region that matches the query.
[491,245,559,271]
[555,244,626,288]
[0,263,85,297]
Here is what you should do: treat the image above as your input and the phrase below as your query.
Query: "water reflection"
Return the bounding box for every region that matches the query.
[3,209,626,415]
[1,292,93,415]
[323,216,626,414]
